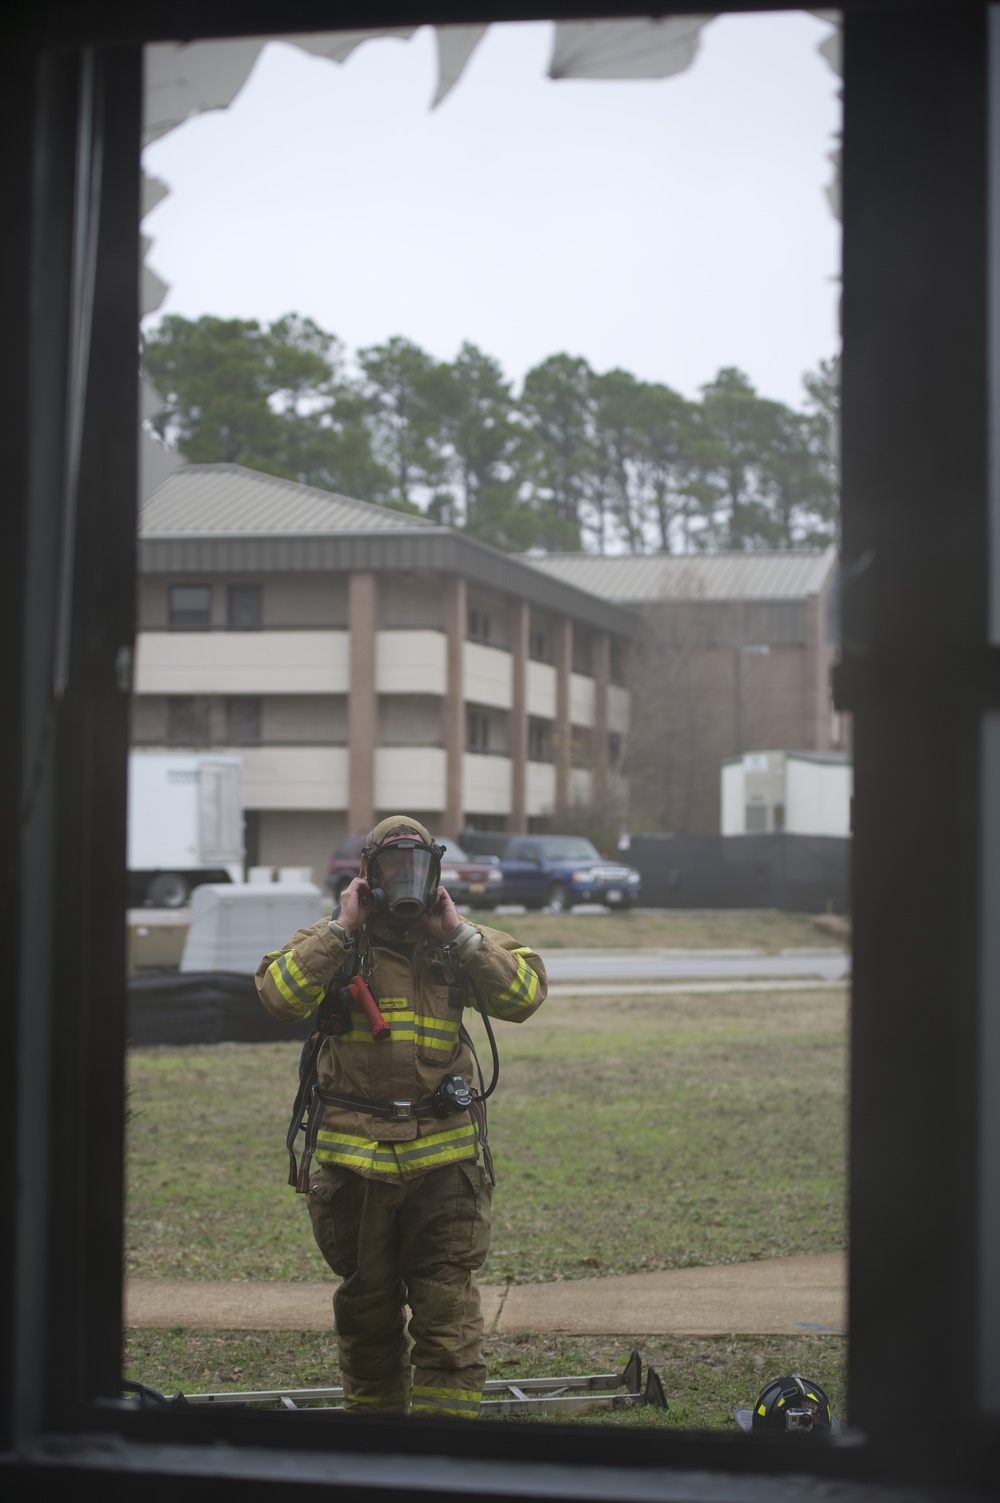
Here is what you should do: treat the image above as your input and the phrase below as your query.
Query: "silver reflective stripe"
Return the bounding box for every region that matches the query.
[413,1023,459,1043]
[393,1129,478,1166]
[317,1138,400,1169]
[274,952,318,1011]
[497,958,537,1011]
[411,1395,481,1415]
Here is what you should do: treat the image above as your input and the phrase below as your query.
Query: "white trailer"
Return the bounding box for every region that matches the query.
[721,751,852,837]
[128,752,244,907]
[180,883,324,973]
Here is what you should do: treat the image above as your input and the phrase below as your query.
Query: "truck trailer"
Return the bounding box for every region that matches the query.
[127,752,244,908]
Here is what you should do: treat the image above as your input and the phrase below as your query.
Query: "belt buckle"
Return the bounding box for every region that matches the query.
[390,1101,413,1120]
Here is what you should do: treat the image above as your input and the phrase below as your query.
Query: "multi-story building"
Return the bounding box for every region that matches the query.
[133,464,637,879]
[527,549,842,834]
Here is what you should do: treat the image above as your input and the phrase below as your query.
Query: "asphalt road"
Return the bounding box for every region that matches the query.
[542,949,850,984]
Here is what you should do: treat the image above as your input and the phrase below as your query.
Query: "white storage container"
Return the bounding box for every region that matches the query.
[180,882,325,974]
[720,751,852,837]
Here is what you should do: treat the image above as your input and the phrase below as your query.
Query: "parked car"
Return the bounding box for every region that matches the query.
[325,832,503,912]
[460,832,642,912]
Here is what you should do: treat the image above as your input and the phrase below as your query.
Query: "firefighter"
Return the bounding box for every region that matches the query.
[255,815,547,1420]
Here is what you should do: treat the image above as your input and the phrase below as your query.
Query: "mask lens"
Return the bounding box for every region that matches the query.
[369,842,437,920]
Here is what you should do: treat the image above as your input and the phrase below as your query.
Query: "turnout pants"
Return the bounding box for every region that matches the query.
[307,1157,492,1418]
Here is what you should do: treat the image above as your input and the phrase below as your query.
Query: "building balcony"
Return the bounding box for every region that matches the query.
[569,767,593,806]
[570,671,595,728]
[526,760,555,818]
[375,746,447,810]
[237,745,349,811]
[527,659,557,719]
[608,683,630,734]
[463,752,511,815]
[135,630,349,695]
[463,641,512,710]
[375,630,447,695]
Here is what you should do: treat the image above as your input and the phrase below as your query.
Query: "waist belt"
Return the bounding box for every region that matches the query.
[291,1084,443,1193]
[314,1086,438,1121]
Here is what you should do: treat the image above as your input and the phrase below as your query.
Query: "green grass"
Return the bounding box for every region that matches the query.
[122,1328,845,1433]
[125,988,848,1429]
[486,990,846,1281]
[473,908,841,952]
[126,988,847,1283]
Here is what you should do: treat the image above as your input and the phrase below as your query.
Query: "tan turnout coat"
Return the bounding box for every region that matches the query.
[256,912,546,1180]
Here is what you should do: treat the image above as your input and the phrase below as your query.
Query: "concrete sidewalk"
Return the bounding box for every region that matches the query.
[125,1251,845,1337]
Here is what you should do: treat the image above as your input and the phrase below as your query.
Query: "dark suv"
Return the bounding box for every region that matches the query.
[325,833,503,911]
[460,832,642,912]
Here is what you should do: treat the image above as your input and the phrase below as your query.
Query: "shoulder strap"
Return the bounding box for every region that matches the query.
[284,947,360,1191]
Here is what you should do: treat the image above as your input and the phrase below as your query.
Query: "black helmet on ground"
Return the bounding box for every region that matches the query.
[733,1373,839,1437]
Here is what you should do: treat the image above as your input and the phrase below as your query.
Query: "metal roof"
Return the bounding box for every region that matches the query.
[140,463,434,536]
[138,464,640,638]
[523,548,838,602]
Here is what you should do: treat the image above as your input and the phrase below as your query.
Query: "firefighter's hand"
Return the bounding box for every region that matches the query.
[421,886,461,940]
[338,876,374,933]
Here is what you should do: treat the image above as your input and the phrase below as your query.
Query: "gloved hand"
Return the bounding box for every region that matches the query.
[420,885,462,941]
[337,875,374,934]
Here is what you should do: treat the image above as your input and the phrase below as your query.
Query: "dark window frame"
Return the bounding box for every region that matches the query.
[224,694,262,745]
[166,694,212,746]
[5,6,998,1499]
[467,606,492,644]
[466,706,490,752]
[168,582,212,629]
[227,581,263,630]
[529,628,549,662]
[528,716,553,763]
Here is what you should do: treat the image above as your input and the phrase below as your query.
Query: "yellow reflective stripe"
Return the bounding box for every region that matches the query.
[338,1024,382,1043]
[334,1010,459,1049]
[286,952,324,999]
[393,1125,478,1170]
[267,951,322,1016]
[497,954,534,1003]
[316,1132,401,1174]
[315,1124,478,1176]
[411,1385,481,1416]
[492,954,538,1015]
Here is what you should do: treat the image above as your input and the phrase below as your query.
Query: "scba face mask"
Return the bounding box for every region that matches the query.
[366,836,444,923]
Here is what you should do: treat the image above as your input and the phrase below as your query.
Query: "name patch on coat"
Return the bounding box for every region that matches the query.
[378,997,410,1012]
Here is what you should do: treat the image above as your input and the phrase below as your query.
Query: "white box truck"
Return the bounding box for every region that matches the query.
[127,752,244,908]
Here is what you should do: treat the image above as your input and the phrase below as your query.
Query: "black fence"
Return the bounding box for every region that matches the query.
[624,834,850,913]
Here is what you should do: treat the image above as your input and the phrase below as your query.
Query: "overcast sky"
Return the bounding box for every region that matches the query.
[142,11,841,410]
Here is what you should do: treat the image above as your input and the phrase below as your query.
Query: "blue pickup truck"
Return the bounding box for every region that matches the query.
[462,833,642,912]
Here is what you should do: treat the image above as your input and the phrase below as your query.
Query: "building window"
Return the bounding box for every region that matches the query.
[529,629,548,662]
[228,583,262,630]
[168,584,212,629]
[571,726,592,768]
[167,695,211,745]
[572,634,593,676]
[225,696,261,745]
[467,608,491,644]
[610,639,628,686]
[467,709,490,752]
[528,717,552,763]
